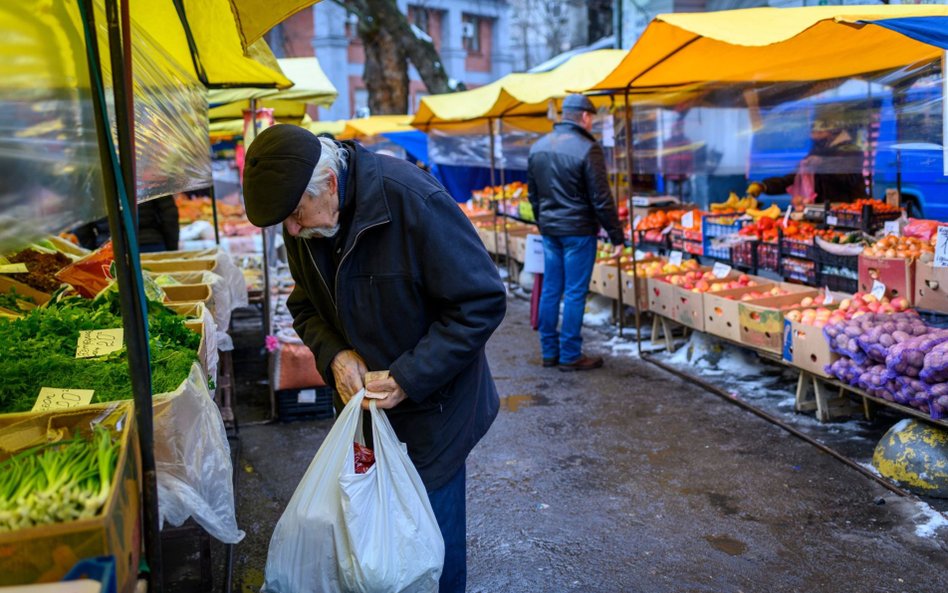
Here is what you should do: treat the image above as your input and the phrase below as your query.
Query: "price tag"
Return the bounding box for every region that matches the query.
[783,205,792,228]
[936,226,948,268]
[632,215,642,230]
[32,388,95,412]
[661,223,675,235]
[823,287,834,305]
[871,280,887,300]
[712,262,732,279]
[297,389,316,404]
[601,114,616,148]
[0,263,28,274]
[884,220,900,237]
[681,211,694,229]
[634,249,648,261]
[75,328,125,359]
[513,187,524,199]
[669,251,683,266]
[826,215,838,226]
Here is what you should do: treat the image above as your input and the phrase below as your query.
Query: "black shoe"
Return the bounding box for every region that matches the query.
[542,358,559,368]
[559,355,604,372]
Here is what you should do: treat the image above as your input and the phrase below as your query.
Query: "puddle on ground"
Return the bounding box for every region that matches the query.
[500,393,550,412]
[704,534,748,556]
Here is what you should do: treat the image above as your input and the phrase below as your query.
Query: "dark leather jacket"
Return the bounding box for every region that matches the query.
[527,121,625,245]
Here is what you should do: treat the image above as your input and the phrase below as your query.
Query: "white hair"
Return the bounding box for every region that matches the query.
[305,137,347,198]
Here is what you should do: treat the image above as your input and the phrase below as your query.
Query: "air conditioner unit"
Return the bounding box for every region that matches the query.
[461,21,476,39]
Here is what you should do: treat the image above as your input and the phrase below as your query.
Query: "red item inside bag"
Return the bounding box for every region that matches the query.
[55,241,114,298]
[353,442,375,474]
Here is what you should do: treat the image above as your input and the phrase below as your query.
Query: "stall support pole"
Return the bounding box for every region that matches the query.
[488,119,501,267]
[497,120,514,289]
[80,0,162,589]
[624,92,641,353]
[209,183,221,245]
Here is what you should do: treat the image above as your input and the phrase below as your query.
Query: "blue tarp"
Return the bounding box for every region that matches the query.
[866,17,948,50]
[382,131,429,165]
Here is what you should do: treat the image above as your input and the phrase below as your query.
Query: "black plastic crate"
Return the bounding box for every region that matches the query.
[731,240,756,268]
[821,274,859,294]
[830,203,901,231]
[782,257,817,286]
[813,243,859,270]
[757,242,780,272]
[780,237,814,259]
[276,387,335,422]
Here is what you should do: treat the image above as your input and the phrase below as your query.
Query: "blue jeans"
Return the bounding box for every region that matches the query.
[539,235,597,365]
[427,464,466,593]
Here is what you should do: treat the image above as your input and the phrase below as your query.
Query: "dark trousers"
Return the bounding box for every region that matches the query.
[427,464,466,593]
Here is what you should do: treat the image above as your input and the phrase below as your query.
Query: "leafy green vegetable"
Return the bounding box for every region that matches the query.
[0,291,200,413]
[0,288,35,313]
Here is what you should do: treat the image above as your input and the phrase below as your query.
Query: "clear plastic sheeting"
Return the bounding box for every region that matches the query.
[0,1,210,253]
[427,126,542,171]
[0,2,107,250]
[155,363,244,544]
[96,3,212,201]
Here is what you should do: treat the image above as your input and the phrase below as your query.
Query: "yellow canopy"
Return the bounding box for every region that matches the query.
[588,5,948,92]
[134,0,291,88]
[225,0,324,51]
[306,119,347,137]
[208,57,337,106]
[338,115,414,140]
[412,50,628,133]
[209,115,345,139]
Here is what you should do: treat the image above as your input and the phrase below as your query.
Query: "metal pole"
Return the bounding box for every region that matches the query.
[498,120,513,289]
[488,119,500,265]
[208,183,221,245]
[79,0,162,589]
[624,92,641,352]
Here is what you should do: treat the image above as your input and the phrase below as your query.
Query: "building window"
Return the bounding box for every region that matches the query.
[462,15,481,54]
[411,7,429,34]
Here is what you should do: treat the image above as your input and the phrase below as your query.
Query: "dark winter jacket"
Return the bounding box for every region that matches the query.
[527,121,625,246]
[284,142,507,490]
[761,140,867,204]
[137,196,180,250]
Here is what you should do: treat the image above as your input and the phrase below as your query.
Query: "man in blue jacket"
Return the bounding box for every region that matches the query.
[528,94,624,371]
[242,125,507,592]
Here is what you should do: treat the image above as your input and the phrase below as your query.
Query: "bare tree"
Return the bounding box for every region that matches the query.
[331,0,455,114]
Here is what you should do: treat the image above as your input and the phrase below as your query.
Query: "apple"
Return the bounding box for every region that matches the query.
[786,310,802,322]
[800,296,814,308]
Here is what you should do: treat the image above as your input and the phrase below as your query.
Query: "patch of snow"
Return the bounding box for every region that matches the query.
[889,418,913,434]
[583,295,613,327]
[910,500,948,538]
[410,23,433,43]
[858,462,883,477]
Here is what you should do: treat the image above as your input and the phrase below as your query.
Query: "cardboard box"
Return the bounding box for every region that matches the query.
[858,255,915,304]
[704,282,817,343]
[162,283,212,306]
[0,276,51,306]
[739,291,820,353]
[620,269,649,312]
[782,318,838,378]
[140,258,216,273]
[589,263,621,299]
[0,405,141,592]
[673,284,706,330]
[914,261,948,313]
[646,275,680,318]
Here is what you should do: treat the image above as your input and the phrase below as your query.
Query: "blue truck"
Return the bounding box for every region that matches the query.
[747,77,946,220]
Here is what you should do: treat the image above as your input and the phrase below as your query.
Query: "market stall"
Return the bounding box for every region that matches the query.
[0,0,322,589]
[573,6,948,435]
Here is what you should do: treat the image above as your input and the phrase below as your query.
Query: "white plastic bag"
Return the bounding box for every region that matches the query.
[262,390,444,593]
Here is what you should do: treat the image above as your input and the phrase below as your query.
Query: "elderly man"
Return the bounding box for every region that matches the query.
[528,94,625,371]
[242,124,506,593]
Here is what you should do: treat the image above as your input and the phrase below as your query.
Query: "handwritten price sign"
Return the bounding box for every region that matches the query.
[32,388,94,412]
[75,328,125,359]
[0,263,28,274]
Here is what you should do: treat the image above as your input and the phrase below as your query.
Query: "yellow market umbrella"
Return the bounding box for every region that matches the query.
[338,115,414,140]
[208,57,337,106]
[587,5,948,93]
[225,0,325,51]
[306,118,347,137]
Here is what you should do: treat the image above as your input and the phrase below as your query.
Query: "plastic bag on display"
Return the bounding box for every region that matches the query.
[854,313,928,364]
[927,383,948,420]
[263,390,444,593]
[154,363,244,544]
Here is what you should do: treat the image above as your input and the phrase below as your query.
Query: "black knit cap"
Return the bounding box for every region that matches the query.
[243,124,322,227]
[562,93,596,114]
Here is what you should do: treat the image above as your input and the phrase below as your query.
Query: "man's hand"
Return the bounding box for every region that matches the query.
[363,373,408,411]
[746,181,764,197]
[610,244,623,259]
[330,350,368,404]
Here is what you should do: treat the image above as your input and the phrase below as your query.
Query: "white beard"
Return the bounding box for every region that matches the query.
[298,223,340,239]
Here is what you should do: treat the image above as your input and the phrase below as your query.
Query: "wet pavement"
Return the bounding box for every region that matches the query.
[223,297,948,593]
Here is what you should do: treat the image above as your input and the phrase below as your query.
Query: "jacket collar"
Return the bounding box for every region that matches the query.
[338,141,392,254]
[554,120,597,143]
